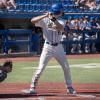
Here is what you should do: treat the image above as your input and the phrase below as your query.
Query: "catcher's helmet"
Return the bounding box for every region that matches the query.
[3,61,12,68]
[49,3,64,15]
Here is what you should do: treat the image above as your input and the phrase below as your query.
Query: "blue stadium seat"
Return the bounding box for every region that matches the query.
[40,0,49,5]
[26,4,33,12]
[64,5,74,12]
[63,0,74,5]
[16,0,24,4]
[39,5,45,12]
[31,4,40,12]
[0,0,100,17]
[46,0,52,5]
[30,0,38,4]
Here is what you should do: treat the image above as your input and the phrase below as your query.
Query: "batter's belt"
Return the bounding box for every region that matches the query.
[46,41,62,46]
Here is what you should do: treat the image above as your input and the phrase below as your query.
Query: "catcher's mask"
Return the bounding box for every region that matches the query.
[3,61,12,69]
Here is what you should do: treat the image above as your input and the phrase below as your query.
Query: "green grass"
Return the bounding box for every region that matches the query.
[71,68,100,83]
[1,58,100,83]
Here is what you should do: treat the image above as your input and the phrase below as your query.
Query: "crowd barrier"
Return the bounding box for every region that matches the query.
[0,29,100,54]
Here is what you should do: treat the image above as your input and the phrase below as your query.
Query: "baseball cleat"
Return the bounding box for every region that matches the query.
[67,87,77,94]
[22,88,37,95]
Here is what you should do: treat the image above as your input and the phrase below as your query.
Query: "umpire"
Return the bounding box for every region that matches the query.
[0,61,12,82]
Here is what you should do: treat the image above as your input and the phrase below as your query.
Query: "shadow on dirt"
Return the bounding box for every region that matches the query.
[0,92,99,98]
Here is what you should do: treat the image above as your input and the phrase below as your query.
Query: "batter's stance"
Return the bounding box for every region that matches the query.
[23,3,76,94]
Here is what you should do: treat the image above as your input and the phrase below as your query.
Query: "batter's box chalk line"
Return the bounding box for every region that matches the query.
[26,97,45,100]
[76,94,96,98]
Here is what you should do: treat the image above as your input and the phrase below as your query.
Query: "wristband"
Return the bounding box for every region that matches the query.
[50,17,57,22]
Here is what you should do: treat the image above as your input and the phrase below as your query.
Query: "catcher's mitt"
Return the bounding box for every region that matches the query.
[0,70,7,82]
[0,61,12,82]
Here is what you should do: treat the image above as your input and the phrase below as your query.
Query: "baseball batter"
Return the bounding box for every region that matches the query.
[23,3,76,94]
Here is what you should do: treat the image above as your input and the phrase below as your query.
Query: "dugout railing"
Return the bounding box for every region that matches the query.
[62,29,100,54]
[0,29,33,54]
[0,29,100,55]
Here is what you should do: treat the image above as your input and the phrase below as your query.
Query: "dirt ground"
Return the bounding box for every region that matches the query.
[0,83,100,100]
[0,54,100,100]
[0,54,100,62]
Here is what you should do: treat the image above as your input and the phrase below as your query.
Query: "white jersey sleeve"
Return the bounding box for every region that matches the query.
[58,18,66,32]
[35,19,46,28]
[58,19,66,27]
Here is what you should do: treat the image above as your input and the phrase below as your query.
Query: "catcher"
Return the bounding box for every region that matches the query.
[0,61,12,82]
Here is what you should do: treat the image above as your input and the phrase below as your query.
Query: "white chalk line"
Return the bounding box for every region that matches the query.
[76,94,96,98]
[21,63,100,70]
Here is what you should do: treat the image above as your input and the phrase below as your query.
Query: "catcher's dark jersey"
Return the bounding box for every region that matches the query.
[0,70,7,82]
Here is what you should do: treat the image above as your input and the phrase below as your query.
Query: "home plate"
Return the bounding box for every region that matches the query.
[76,94,96,98]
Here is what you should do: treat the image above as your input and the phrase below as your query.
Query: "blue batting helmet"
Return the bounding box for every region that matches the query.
[49,3,64,15]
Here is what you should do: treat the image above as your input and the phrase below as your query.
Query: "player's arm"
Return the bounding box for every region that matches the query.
[31,13,48,24]
[51,19,64,31]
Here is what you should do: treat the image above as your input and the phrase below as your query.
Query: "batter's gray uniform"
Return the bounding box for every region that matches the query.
[30,17,73,89]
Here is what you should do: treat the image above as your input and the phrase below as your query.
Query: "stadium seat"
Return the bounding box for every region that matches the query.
[30,0,38,4]
[0,0,100,14]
